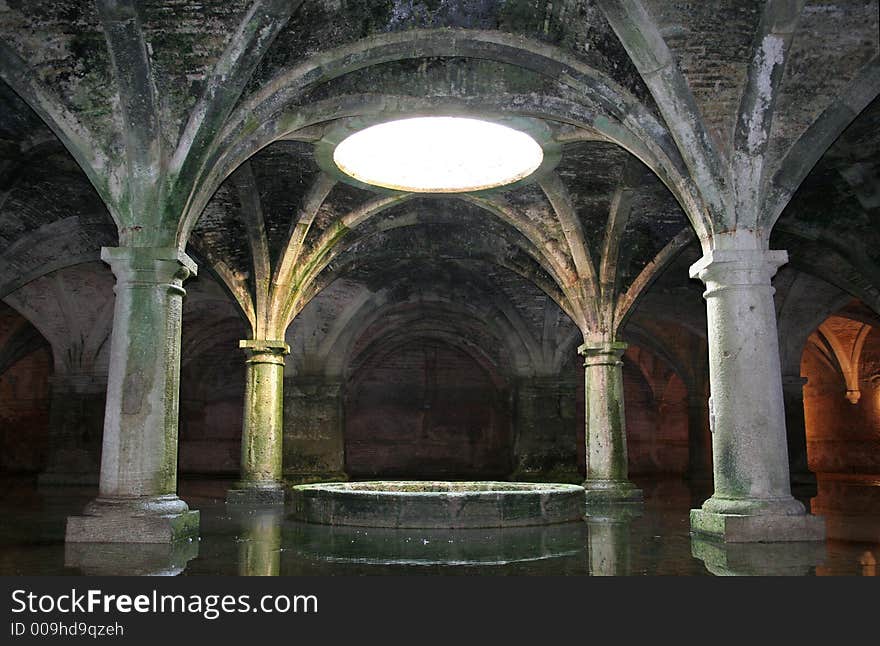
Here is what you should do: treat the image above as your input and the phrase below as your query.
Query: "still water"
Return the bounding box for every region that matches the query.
[1,477,877,576]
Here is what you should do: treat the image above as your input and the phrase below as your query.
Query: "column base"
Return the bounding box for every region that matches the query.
[226,482,286,505]
[583,479,643,504]
[65,496,199,544]
[691,536,826,575]
[690,508,825,543]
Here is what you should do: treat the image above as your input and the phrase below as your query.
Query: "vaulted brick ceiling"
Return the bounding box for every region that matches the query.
[0,1,877,369]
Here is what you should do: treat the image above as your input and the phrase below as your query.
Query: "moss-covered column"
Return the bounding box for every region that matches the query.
[579,341,642,504]
[227,340,289,505]
[66,247,199,544]
[689,233,824,541]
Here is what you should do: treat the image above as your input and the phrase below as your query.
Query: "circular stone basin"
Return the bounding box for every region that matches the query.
[290,481,586,529]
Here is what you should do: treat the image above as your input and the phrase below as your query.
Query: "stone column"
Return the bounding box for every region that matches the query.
[39,374,106,486]
[688,236,824,542]
[782,375,816,491]
[686,392,712,482]
[227,340,289,505]
[66,247,199,544]
[578,341,642,504]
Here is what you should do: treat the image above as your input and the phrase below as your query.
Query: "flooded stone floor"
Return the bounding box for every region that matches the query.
[0,476,877,576]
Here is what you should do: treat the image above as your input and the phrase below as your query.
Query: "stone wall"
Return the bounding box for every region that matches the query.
[178,351,244,475]
[343,340,512,480]
[283,378,346,483]
[511,377,580,483]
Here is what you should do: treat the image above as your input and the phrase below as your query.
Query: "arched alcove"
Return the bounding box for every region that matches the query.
[802,310,880,476]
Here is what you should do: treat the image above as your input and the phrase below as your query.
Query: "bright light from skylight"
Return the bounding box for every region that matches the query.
[332,117,544,193]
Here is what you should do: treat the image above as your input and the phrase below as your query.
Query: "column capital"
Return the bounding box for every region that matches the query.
[101,246,198,285]
[240,339,290,365]
[578,340,627,367]
[689,246,787,292]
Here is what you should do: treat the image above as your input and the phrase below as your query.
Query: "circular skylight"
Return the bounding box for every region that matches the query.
[332,116,544,193]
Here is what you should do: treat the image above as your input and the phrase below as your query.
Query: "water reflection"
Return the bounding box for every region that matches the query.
[585,505,642,576]
[64,539,199,576]
[811,474,880,543]
[230,506,284,576]
[690,538,825,576]
[4,476,879,575]
[287,521,588,572]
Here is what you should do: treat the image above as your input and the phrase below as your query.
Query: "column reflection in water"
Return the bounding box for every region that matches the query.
[690,537,825,576]
[586,506,641,576]
[235,507,284,576]
[64,540,198,576]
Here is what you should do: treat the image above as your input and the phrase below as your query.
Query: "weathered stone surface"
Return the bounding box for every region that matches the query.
[229,339,288,503]
[689,231,825,541]
[511,377,580,483]
[66,501,199,544]
[291,481,586,528]
[580,340,643,504]
[283,378,346,483]
[65,247,200,544]
[690,508,826,543]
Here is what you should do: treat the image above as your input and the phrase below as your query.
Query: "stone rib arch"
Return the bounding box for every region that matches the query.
[765,59,880,231]
[186,91,706,247]
[178,26,709,243]
[813,319,875,405]
[284,197,580,330]
[0,59,115,219]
